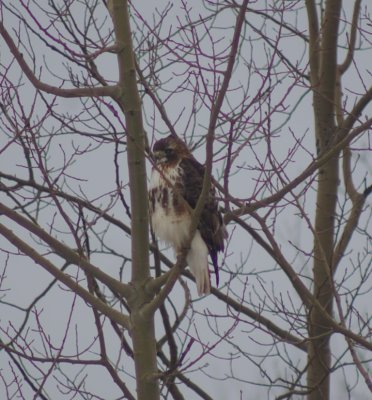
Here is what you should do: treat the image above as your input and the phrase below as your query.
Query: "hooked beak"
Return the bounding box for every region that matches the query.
[153,150,167,164]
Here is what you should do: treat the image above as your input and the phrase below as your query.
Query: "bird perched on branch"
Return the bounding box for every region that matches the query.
[149,134,227,295]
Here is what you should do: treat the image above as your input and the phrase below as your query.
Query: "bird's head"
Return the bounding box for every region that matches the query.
[152,135,190,166]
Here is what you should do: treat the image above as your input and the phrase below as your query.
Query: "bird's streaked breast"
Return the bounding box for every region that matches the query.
[149,164,191,249]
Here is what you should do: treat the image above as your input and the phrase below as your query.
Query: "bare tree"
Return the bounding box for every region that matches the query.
[0,1,371,399]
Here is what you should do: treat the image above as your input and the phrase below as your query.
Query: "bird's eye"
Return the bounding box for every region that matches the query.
[165,148,173,155]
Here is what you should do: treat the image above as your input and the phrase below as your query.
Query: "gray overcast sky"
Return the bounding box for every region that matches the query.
[0,1,371,399]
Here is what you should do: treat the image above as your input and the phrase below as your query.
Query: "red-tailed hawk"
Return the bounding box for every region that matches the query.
[149,135,227,295]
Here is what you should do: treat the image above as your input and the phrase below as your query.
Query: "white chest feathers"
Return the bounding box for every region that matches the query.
[149,164,191,250]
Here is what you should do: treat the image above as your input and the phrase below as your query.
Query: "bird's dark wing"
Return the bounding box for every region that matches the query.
[179,157,226,286]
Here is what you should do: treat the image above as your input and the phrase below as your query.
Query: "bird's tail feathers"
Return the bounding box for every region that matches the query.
[186,232,210,296]
[210,251,219,287]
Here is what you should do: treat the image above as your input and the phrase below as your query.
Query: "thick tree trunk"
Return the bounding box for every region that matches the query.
[308,156,338,400]
[109,1,160,399]
[306,1,341,399]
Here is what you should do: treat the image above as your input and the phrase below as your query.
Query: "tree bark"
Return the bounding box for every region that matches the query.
[306,1,342,399]
[109,1,159,399]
